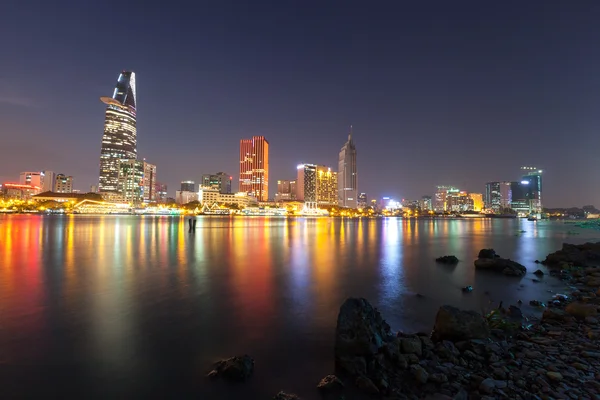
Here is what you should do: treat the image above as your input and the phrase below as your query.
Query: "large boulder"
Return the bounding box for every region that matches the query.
[542,242,600,267]
[207,355,254,381]
[474,258,526,277]
[273,392,301,400]
[431,305,490,342]
[435,255,459,264]
[478,248,499,259]
[335,298,393,360]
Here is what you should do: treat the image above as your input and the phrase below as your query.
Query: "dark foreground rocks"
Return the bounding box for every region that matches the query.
[435,255,459,264]
[206,355,254,381]
[542,242,600,267]
[333,294,600,399]
[474,248,527,276]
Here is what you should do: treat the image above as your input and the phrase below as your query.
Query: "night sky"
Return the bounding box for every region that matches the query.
[1,1,600,207]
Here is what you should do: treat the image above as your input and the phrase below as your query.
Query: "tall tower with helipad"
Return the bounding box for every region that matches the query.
[98,71,137,193]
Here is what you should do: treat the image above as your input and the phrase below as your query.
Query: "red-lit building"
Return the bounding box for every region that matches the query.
[239,136,269,201]
[1,183,41,200]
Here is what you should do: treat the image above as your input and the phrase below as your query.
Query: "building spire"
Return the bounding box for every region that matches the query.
[348,125,353,141]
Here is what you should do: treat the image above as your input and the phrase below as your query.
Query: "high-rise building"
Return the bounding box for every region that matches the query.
[154,183,168,203]
[316,166,338,205]
[434,186,459,212]
[485,181,512,213]
[420,195,432,211]
[99,71,137,193]
[521,167,543,214]
[358,193,368,208]
[118,159,144,204]
[142,161,157,202]
[297,164,337,205]
[42,171,55,192]
[510,181,529,214]
[275,179,297,201]
[54,174,73,193]
[202,172,232,194]
[239,136,269,201]
[180,181,195,192]
[19,172,45,189]
[297,164,317,202]
[469,193,484,212]
[446,191,473,212]
[338,129,357,208]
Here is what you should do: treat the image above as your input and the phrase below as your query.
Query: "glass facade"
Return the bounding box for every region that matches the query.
[338,131,357,208]
[99,71,137,193]
[118,159,144,204]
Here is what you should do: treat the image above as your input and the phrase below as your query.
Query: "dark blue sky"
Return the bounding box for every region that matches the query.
[1,1,600,207]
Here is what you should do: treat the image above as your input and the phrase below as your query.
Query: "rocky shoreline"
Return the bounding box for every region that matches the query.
[209,242,600,399]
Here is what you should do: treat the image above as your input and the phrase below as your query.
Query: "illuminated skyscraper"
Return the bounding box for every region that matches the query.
[142,161,157,202]
[521,167,543,214]
[297,164,337,205]
[98,71,137,193]
[54,174,73,193]
[338,128,357,208]
[239,136,269,201]
[117,159,144,204]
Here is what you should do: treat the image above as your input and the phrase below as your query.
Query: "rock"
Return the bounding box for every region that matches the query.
[478,249,499,259]
[507,305,523,320]
[586,278,600,287]
[336,356,366,376]
[535,259,541,264]
[479,378,496,394]
[436,255,459,264]
[542,308,574,323]
[400,336,422,356]
[410,364,429,384]
[585,316,599,324]
[453,389,469,400]
[430,373,448,384]
[530,300,546,307]
[432,305,490,342]
[317,374,344,392]
[534,269,544,276]
[209,355,254,381]
[546,371,563,381]
[543,242,600,267]
[474,257,527,277]
[335,298,392,361]
[525,350,544,359]
[565,302,598,320]
[273,392,301,400]
[355,376,379,394]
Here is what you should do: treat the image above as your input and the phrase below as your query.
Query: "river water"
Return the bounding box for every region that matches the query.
[0,215,597,399]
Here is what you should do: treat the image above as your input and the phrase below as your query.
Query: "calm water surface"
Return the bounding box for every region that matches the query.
[0,215,597,398]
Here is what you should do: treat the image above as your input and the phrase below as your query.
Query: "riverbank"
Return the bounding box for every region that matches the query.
[323,244,600,399]
[209,243,600,399]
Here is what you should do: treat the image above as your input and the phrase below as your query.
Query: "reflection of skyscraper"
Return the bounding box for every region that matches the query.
[338,129,357,208]
[239,136,269,201]
[99,71,137,192]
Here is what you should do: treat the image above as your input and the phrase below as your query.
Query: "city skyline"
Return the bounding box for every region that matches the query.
[1,2,600,207]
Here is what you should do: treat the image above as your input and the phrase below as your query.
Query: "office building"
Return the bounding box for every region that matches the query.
[175,190,198,204]
[297,164,337,205]
[296,164,317,202]
[98,71,137,193]
[338,129,357,208]
[118,159,144,204]
[90,185,98,193]
[19,172,45,189]
[180,181,195,192]
[202,172,232,194]
[275,179,297,202]
[54,174,73,193]
[485,181,512,213]
[510,181,530,214]
[316,166,338,205]
[434,186,459,212]
[469,193,484,212]
[141,161,156,202]
[42,171,55,192]
[357,193,368,208]
[1,183,41,200]
[446,191,473,212]
[197,187,258,208]
[154,183,168,203]
[420,195,432,211]
[521,167,543,214]
[239,136,269,201]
